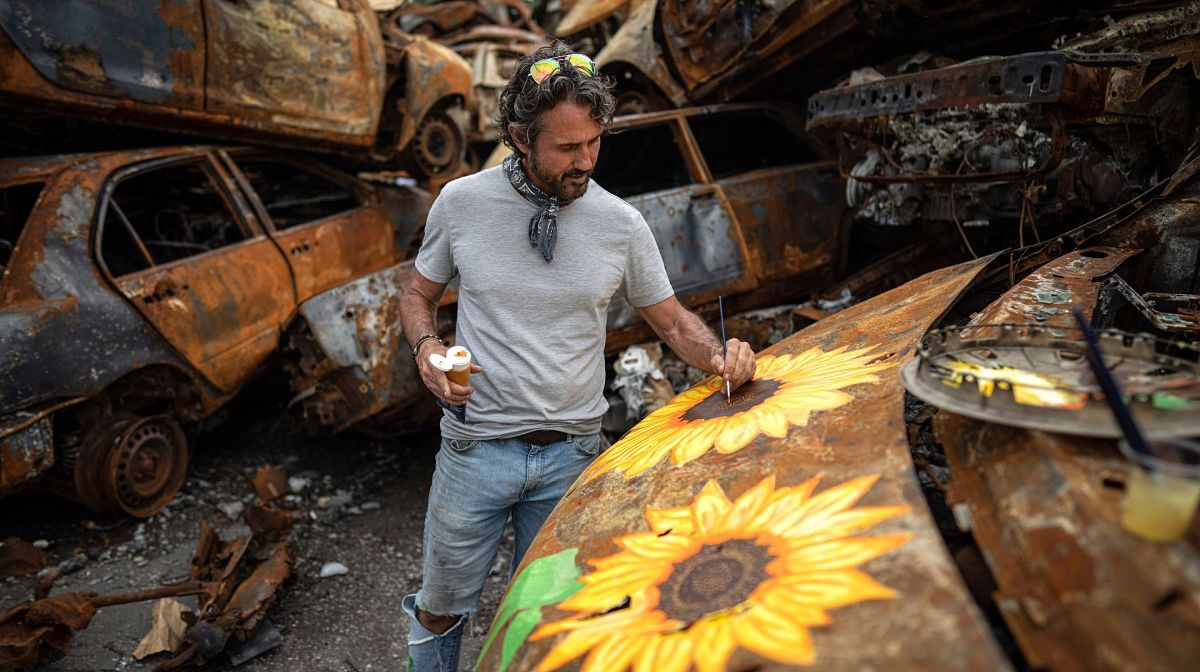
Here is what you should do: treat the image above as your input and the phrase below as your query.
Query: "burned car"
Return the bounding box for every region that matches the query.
[0,146,428,517]
[0,0,474,180]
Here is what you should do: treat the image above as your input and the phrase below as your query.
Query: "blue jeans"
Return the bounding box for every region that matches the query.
[405,433,605,672]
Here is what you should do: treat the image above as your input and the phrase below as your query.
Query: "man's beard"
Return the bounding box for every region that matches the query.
[526,153,590,205]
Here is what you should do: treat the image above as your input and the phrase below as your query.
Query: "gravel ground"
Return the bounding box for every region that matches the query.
[0,376,512,672]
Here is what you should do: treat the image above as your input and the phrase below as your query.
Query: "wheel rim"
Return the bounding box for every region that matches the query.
[411,112,463,177]
[75,415,187,517]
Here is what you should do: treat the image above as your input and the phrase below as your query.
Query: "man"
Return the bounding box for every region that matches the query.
[399,41,755,671]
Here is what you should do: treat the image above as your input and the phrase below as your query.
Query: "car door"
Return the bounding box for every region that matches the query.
[592,115,757,328]
[96,153,296,392]
[202,0,381,139]
[221,153,396,302]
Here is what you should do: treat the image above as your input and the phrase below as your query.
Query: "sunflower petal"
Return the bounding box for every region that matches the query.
[716,474,776,533]
[732,605,816,665]
[715,422,759,453]
[582,633,643,672]
[645,504,695,535]
[633,631,694,672]
[782,534,912,572]
[774,568,900,608]
[617,532,696,560]
[692,480,733,532]
[691,617,737,672]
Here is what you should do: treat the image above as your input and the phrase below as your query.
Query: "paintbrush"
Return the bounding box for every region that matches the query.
[1071,309,1151,458]
[720,296,731,404]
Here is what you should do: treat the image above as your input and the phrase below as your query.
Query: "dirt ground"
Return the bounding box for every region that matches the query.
[0,374,512,672]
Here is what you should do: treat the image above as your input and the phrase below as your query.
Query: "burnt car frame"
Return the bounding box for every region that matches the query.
[0,0,474,179]
[0,145,426,517]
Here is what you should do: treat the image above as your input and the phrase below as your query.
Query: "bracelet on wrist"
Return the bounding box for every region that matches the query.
[411,333,444,361]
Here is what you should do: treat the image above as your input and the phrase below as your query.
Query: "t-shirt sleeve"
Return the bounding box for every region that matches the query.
[623,214,675,308]
[414,193,455,283]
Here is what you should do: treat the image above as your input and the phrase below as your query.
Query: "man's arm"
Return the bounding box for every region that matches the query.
[401,270,480,405]
[636,295,755,390]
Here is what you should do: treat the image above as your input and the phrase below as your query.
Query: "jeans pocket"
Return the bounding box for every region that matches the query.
[447,438,477,453]
[573,434,603,457]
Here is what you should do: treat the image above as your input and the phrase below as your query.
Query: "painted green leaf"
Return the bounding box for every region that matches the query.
[477,547,583,672]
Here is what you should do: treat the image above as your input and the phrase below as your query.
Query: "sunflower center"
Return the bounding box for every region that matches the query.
[681,379,781,421]
[658,539,771,624]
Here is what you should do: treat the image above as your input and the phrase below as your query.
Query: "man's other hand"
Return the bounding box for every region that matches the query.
[417,343,485,405]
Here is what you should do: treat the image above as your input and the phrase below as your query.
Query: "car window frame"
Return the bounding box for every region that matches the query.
[217,150,373,237]
[93,152,266,281]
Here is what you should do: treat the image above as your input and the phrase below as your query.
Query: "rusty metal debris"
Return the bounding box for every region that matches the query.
[155,505,294,670]
[251,467,291,504]
[0,582,216,672]
[0,540,47,580]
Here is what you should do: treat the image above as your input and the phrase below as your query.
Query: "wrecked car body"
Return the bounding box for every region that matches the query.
[0,146,423,516]
[0,0,474,180]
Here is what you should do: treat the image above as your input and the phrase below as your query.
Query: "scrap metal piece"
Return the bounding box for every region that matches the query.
[936,412,1200,670]
[156,505,294,670]
[1100,276,1200,333]
[250,467,290,504]
[285,261,426,434]
[965,247,1140,335]
[0,582,215,671]
[0,539,48,579]
[481,257,1009,671]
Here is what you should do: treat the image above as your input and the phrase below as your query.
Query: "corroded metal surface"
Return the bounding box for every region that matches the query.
[964,247,1140,335]
[480,257,1008,671]
[287,261,425,434]
[0,1,383,153]
[936,412,1200,671]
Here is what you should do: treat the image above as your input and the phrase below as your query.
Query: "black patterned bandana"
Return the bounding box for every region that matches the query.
[503,152,557,263]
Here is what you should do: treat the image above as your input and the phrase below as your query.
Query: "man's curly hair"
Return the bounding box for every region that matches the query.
[495,40,616,159]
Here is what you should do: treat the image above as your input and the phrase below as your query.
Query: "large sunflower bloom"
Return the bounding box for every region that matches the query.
[585,346,894,481]
[530,474,911,671]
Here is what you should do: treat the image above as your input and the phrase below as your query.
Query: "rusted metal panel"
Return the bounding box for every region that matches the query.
[0,415,52,492]
[480,257,1008,671]
[660,0,859,102]
[936,412,1200,671]
[269,207,396,303]
[0,0,205,108]
[595,0,690,108]
[286,261,426,434]
[393,35,475,155]
[112,231,296,394]
[202,0,383,137]
[0,4,379,153]
[718,164,846,284]
[964,247,1140,335]
[808,52,1081,129]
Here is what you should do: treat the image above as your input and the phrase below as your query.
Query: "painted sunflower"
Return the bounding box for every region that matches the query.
[585,346,894,481]
[530,474,910,671]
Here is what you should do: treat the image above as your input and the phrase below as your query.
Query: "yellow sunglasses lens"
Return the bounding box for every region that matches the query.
[530,59,560,84]
[565,54,596,76]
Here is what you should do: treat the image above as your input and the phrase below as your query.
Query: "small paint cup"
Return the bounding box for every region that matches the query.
[1118,437,1200,543]
[429,346,472,387]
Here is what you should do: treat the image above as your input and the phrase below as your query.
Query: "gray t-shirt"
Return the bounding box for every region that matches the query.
[415,166,674,440]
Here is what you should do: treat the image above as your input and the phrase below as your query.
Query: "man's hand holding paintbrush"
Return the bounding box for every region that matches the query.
[708,296,756,401]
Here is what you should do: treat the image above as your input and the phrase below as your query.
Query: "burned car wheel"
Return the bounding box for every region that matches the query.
[73,415,188,518]
[409,109,465,178]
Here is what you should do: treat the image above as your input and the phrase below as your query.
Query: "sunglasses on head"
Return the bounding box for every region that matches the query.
[528,53,597,84]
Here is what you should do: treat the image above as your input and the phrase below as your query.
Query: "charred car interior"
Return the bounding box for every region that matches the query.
[1,1,1199,670]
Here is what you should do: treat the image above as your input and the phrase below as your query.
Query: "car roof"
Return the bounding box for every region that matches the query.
[0,146,230,188]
